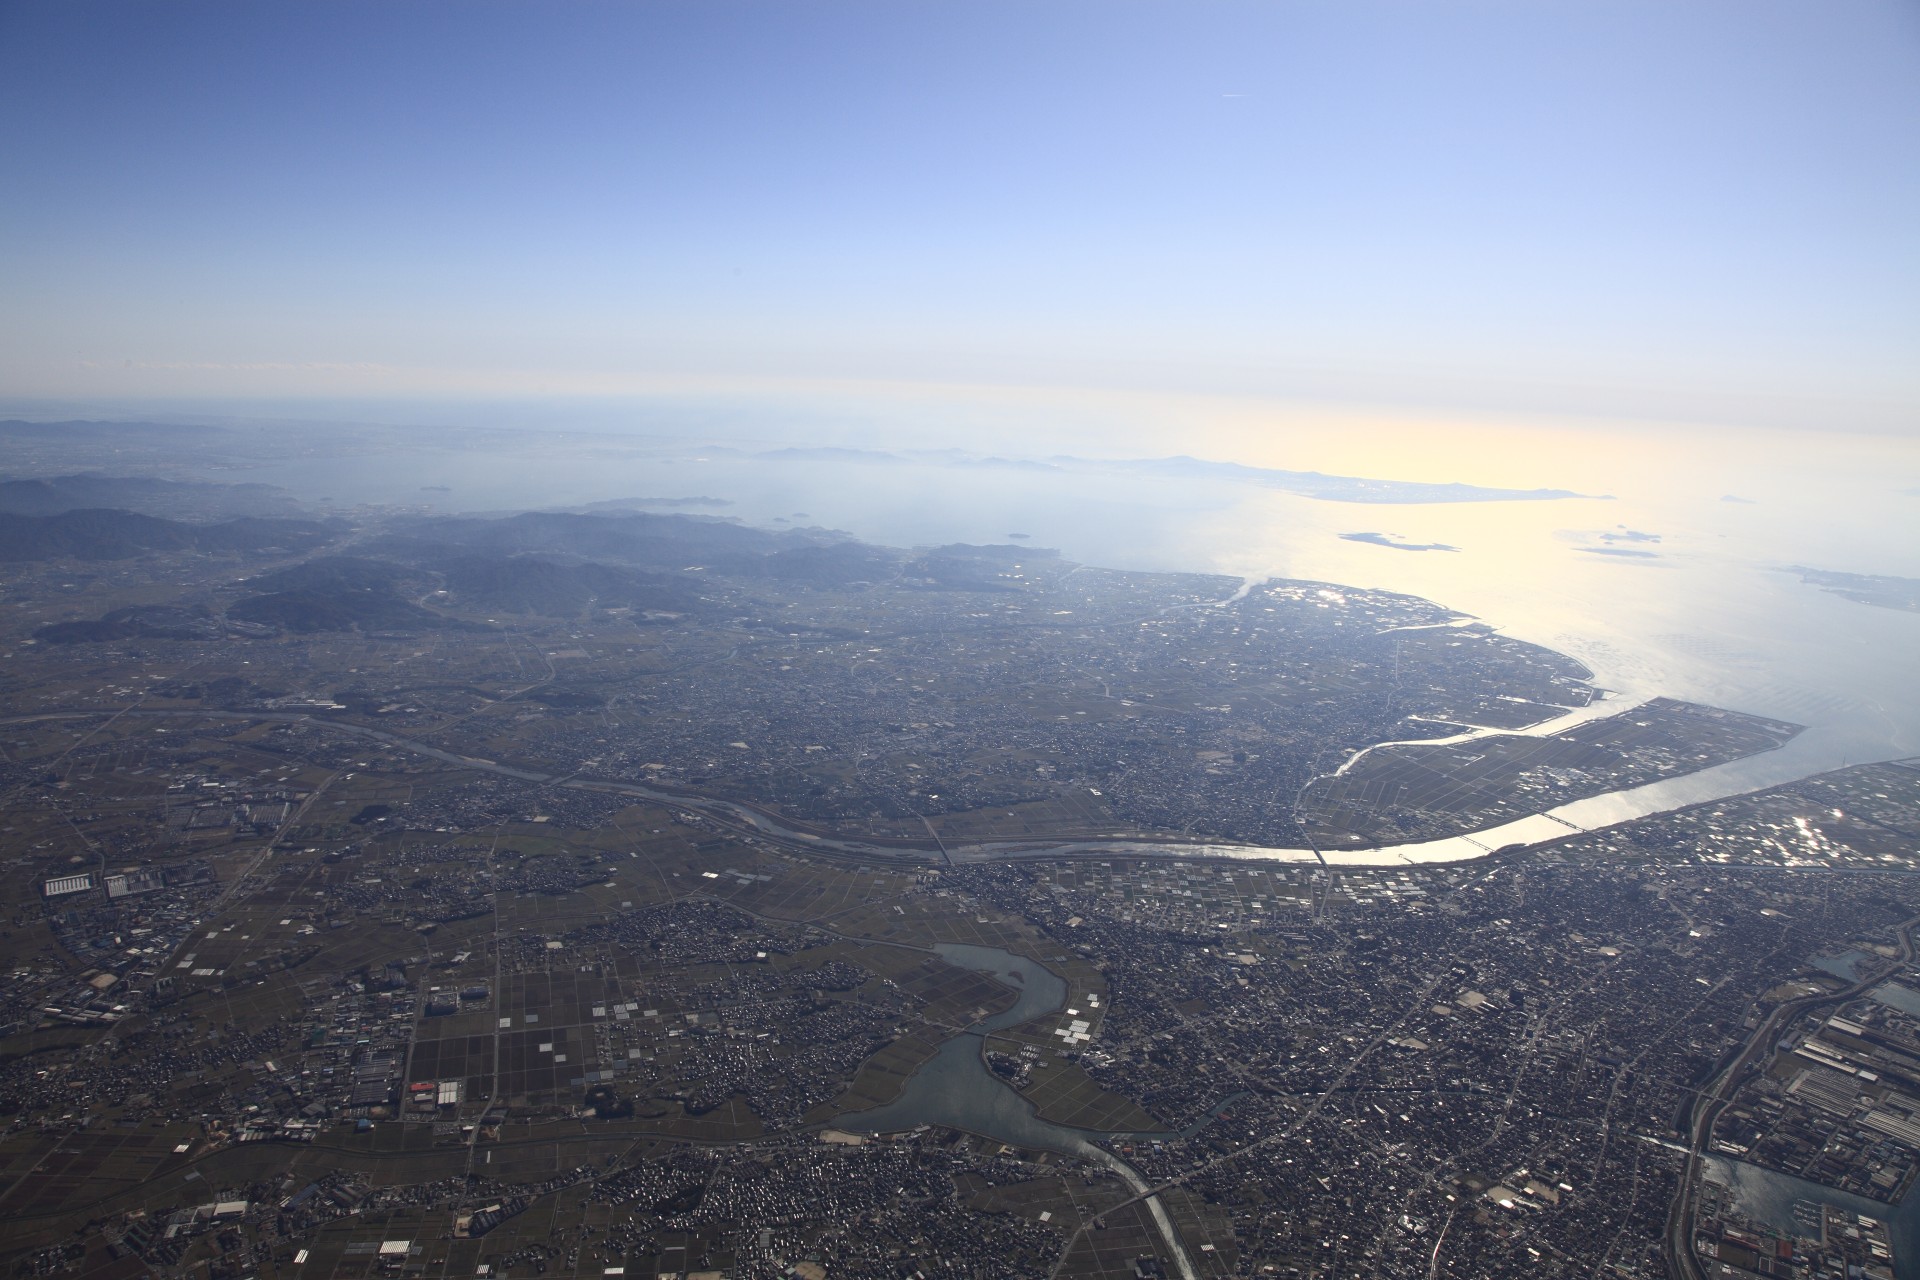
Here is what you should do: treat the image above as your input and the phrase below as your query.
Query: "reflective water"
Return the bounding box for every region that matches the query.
[238,430,1920,857]
[1811,949,1880,982]
[933,943,1070,1034]
[834,942,1106,1158]
[826,943,1195,1273]
[1705,1155,1920,1278]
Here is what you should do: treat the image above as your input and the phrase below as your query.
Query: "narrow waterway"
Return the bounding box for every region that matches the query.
[834,942,1103,1156]
[832,943,1200,1279]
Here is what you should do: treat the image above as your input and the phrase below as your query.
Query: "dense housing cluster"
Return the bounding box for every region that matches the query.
[0,501,1914,1278]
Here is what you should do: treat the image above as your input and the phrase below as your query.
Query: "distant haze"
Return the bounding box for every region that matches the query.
[2,1,1915,759]
[1,1,1917,445]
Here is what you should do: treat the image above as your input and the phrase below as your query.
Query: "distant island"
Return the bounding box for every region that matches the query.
[1094,455,1594,504]
[579,495,733,511]
[750,445,1597,505]
[1340,531,1459,552]
[1597,527,1660,544]
[1790,565,1920,613]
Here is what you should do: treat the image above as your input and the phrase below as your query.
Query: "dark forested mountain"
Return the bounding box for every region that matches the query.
[222,554,468,633]
[242,555,420,595]
[0,419,230,444]
[439,555,708,616]
[373,510,899,593]
[33,604,222,645]
[0,509,331,560]
[379,510,829,568]
[224,589,473,634]
[0,473,291,518]
[760,541,902,586]
[16,511,1044,643]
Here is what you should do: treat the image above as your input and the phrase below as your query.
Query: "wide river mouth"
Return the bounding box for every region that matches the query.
[235,439,1920,862]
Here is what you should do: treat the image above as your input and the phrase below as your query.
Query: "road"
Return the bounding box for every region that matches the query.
[1664,916,1920,1280]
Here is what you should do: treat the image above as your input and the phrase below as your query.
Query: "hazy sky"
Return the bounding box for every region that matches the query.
[2,1,1917,439]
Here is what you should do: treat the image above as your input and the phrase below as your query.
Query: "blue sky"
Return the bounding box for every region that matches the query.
[2,0,1917,438]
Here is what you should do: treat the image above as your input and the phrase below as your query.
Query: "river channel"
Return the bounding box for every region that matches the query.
[8,703,1882,872]
[833,942,1110,1158]
[828,944,1200,1277]
[224,429,1920,872]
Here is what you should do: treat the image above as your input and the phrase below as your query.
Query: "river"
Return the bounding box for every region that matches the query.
[225,428,1920,863]
[834,942,1105,1156]
[831,942,1200,1278]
